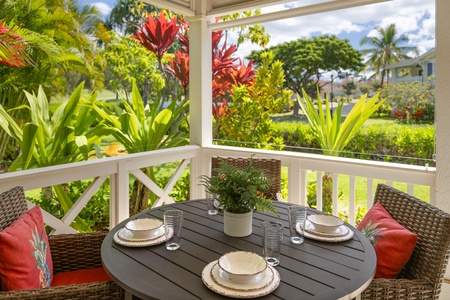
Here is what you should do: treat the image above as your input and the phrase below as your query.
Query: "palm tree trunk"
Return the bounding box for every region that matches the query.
[129,179,150,215]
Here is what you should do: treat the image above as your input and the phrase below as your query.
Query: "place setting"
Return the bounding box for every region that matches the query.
[113,210,183,248]
[202,251,280,298]
[297,213,354,242]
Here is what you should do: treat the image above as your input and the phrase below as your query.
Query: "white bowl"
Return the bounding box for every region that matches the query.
[125,218,163,239]
[218,251,267,284]
[307,214,344,234]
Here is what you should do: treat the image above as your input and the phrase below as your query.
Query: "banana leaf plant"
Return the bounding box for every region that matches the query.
[89,81,189,215]
[0,82,106,231]
[297,90,385,213]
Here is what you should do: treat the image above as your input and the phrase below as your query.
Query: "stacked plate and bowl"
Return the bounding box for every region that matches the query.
[202,251,280,298]
[299,214,354,242]
[113,218,169,247]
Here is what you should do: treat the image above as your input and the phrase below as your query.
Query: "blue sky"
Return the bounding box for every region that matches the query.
[82,0,435,58]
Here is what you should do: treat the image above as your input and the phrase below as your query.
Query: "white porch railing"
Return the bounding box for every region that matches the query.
[0,145,435,233]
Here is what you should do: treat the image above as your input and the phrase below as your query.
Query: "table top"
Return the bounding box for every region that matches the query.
[101,200,376,300]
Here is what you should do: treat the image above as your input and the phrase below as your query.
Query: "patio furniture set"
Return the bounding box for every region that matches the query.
[0,157,449,299]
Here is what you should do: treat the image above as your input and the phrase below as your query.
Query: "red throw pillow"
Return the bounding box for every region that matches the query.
[0,206,53,291]
[357,202,417,279]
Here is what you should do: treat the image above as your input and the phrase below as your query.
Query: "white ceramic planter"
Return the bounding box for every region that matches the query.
[223,210,253,237]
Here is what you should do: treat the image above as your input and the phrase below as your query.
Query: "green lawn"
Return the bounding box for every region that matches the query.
[281,169,430,215]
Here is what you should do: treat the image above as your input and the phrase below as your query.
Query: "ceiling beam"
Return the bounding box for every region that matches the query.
[142,0,196,16]
[209,0,295,16]
[209,0,391,31]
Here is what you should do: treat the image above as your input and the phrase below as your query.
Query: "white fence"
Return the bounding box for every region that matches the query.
[0,145,435,233]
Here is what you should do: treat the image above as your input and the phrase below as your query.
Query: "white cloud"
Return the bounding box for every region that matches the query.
[91,2,112,17]
[233,0,434,58]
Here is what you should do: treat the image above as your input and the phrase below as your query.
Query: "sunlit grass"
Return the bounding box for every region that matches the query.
[281,168,430,216]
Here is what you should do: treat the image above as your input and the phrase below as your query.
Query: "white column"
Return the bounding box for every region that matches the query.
[188,7,213,199]
[435,0,450,279]
[435,0,450,213]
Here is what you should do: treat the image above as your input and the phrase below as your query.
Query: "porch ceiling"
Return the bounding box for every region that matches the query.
[144,0,391,29]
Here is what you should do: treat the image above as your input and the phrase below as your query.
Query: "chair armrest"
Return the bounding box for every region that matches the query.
[49,231,108,273]
[362,278,438,300]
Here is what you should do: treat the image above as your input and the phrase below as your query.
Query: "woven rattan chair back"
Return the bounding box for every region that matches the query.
[0,186,125,299]
[0,186,28,231]
[364,183,450,299]
[211,157,281,201]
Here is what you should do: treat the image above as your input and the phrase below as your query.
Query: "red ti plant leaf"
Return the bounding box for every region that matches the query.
[212,99,228,120]
[166,50,189,95]
[133,12,181,64]
[0,23,27,67]
[212,31,239,78]
[222,60,256,86]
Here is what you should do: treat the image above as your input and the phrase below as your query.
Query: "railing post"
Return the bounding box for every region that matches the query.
[110,161,129,228]
[288,159,302,205]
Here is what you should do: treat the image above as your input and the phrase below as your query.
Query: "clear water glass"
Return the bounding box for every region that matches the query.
[288,206,307,244]
[164,210,183,250]
[261,220,283,266]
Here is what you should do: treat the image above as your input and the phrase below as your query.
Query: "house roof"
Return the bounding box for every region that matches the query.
[384,48,436,70]
[144,0,391,30]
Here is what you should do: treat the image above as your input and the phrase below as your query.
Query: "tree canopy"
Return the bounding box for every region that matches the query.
[248,35,363,116]
[248,35,364,95]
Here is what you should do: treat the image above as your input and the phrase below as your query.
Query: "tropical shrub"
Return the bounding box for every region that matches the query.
[28,180,111,232]
[0,82,106,231]
[379,81,435,122]
[217,52,290,149]
[89,81,189,214]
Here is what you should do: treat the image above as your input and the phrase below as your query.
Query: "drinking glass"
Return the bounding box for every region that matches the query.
[288,206,307,244]
[261,220,283,266]
[206,193,218,215]
[164,210,183,250]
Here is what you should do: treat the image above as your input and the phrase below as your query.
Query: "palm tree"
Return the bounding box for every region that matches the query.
[360,24,419,86]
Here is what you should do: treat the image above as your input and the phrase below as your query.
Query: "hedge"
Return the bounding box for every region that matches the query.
[272,122,435,167]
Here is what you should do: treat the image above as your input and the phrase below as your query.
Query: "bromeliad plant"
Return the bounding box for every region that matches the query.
[297,90,386,157]
[200,158,279,216]
[297,89,385,214]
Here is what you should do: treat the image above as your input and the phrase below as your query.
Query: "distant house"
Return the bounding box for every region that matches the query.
[384,48,435,83]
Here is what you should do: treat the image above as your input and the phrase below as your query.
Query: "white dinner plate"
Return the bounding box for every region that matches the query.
[210,262,274,291]
[298,223,354,242]
[113,227,173,247]
[202,260,280,298]
[118,227,165,242]
[304,220,350,237]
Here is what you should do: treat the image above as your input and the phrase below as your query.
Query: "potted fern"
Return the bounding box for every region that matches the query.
[200,157,279,237]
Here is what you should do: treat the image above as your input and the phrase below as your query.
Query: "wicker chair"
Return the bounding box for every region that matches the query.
[211,156,282,200]
[361,184,450,300]
[0,186,124,300]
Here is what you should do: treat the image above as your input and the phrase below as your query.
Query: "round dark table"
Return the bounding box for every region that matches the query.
[101,200,376,300]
